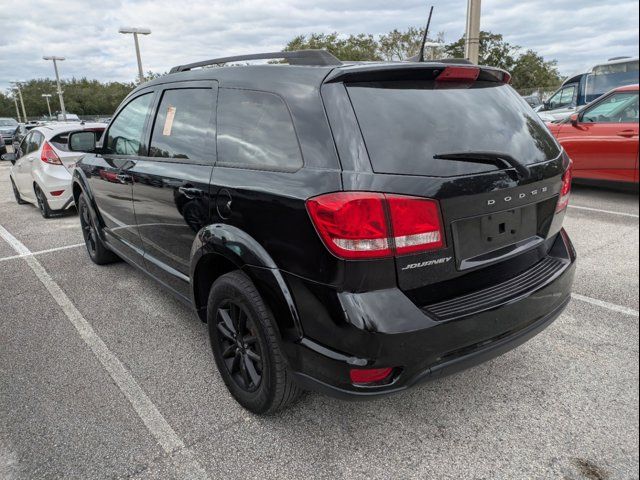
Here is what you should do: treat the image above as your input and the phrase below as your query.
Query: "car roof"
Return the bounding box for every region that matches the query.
[130,60,507,101]
[32,122,108,137]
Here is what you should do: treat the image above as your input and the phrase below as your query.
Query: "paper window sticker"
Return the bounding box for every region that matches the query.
[163,106,177,136]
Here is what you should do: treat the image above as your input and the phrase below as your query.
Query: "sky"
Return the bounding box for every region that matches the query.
[0,0,638,91]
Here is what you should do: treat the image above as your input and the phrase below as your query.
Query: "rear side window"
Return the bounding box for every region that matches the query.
[50,133,70,151]
[149,88,215,162]
[106,93,153,155]
[217,89,302,171]
[347,81,561,177]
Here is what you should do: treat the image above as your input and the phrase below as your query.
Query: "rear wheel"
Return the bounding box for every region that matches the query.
[78,194,119,265]
[34,184,52,218]
[10,178,27,205]
[207,271,301,414]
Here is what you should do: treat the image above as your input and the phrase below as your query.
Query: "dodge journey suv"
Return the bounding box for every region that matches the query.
[69,50,576,414]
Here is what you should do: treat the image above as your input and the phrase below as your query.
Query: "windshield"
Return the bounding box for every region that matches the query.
[346,81,561,177]
[0,119,18,127]
[584,61,640,103]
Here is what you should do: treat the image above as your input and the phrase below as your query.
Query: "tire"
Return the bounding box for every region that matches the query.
[34,184,53,218]
[78,193,119,265]
[207,271,301,414]
[10,178,27,205]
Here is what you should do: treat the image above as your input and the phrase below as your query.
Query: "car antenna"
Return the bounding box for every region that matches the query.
[418,5,434,62]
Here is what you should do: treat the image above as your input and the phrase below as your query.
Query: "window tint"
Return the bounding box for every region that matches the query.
[217,89,302,171]
[149,88,215,162]
[347,81,560,177]
[22,131,43,155]
[106,93,153,155]
[582,92,639,123]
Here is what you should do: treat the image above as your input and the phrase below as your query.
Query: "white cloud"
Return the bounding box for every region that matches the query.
[0,0,638,91]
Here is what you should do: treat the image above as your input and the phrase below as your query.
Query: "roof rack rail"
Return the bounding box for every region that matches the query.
[169,49,342,73]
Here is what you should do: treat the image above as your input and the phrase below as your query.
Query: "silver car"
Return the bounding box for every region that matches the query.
[7,123,106,218]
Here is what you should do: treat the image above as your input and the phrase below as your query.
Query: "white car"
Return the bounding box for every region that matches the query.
[8,123,106,218]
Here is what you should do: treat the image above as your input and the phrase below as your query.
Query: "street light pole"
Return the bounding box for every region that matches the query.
[43,56,67,121]
[464,0,482,64]
[13,96,21,123]
[119,27,152,83]
[42,94,53,118]
[10,83,27,122]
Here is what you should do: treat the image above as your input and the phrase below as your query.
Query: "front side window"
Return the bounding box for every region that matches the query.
[548,85,576,109]
[217,89,302,171]
[149,88,215,162]
[106,93,153,155]
[582,92,639,123]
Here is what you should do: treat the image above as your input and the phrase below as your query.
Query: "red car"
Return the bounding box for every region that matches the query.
[547,84,639,186]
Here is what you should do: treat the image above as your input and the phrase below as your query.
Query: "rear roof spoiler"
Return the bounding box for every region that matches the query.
[323,63,510,84]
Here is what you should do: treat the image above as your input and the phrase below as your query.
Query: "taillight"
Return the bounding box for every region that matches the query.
[41,142,62,165]
[306,192,444,260]
[556,162,573,212]
[306,192,391,259]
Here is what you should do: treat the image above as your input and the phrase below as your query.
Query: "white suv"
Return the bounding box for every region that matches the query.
[7,123,106,218]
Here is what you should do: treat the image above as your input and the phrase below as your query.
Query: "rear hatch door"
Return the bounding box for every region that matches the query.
[330,64,568,297]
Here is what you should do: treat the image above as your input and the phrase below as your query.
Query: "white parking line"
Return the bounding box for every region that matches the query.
[0,243,84,263]
[572,293,639,318]
[568,204,639,219]
[0,225,210,480]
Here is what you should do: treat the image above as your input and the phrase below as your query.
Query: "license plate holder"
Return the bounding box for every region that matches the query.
[452,205,538,269]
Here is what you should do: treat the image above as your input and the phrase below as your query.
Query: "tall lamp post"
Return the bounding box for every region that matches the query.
[464,0,481,64]
[43,56,67,121]
[118,27,152,83]
[10,82,27,122]
[13,96,21,123]
[42,94,53,118]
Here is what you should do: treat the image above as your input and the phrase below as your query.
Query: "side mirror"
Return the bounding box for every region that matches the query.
[1,152,17,164]
[569,113,580,126]
[68,131,96,152]
[542,101,550,110]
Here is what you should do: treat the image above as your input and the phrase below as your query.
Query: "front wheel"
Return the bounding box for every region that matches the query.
[207,271,301,414]
[78,194,119,265]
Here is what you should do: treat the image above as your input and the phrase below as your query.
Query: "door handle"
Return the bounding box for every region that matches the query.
[617,130,636,138]
[116,173,132,184]
[178,187,203,199]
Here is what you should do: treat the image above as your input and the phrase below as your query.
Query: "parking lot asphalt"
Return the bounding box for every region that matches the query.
[0,161,638,480]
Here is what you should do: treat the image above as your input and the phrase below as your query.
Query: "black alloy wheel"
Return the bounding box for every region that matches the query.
[79,197,97,257]
[215,301,263,392]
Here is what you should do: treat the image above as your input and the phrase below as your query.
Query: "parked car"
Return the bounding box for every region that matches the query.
[537,57,639,122]
[0,117,19,145]
[57,113,81,122]
[547,84,639,186]
[69,50,575,414]
[4,123,106,217]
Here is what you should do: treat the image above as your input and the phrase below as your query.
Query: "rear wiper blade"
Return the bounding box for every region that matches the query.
[433,151,530,179]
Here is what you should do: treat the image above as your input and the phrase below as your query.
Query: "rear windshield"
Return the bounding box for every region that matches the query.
[346,81,561,177]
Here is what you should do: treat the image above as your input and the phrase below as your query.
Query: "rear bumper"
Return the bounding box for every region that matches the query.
[34,165,74,210]
[286,230,576,398]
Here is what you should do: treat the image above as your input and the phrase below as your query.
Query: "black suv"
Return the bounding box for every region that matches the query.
[70,50,576,414]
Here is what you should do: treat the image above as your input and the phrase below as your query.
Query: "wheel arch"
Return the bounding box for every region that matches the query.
[190,224,303,341]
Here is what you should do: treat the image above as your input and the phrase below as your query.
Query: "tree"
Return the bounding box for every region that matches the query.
[283,32,381,61]
[444,31,517,71]
[378,28,445,61]
[508,50,561,92]
[0,78,135,119]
